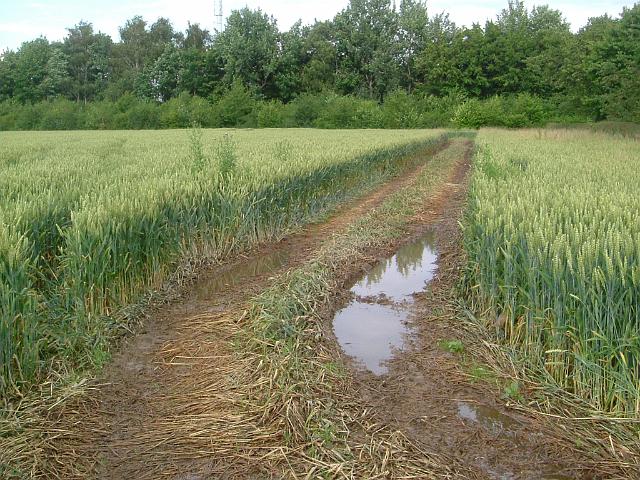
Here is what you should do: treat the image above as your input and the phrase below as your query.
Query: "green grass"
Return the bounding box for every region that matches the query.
[439,339,465,354]
[468,364,495,382]
[0,128,445,395]
[463,128,640,415]
[502,381,523,402]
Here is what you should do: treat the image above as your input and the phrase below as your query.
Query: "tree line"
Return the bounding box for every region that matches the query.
[0,0,638,130]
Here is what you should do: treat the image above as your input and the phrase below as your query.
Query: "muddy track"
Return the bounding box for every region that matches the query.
[46,139,600,479]
[48,141,451,479]
[327,142,596,479]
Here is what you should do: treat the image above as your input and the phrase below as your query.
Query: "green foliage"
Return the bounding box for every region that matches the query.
[452,98,504,129]
[452,94,550,128]
[0,101,19,131]
[2,88,630,132]
[315,95,381,129]
[288,93,326,127]
[333,0,400,100]
[10,38,56,103]
[503,381,523,401]
[125,99,160,129]
[39,98,81,130]
[0,2,636,126]
[439,339,465,354]
[159,92,196,128]
[414,94,462,128]
[83,100,119,129]
[256,100,287,128]
[0,2,637,128]
[464,129,640,414]
[215,8,281,96]
[215,134,237,178]
[0,128,442,393]
[63,22,112,103]
[137,45,182,102]
[213,81,256,127]
[380,90,419,128]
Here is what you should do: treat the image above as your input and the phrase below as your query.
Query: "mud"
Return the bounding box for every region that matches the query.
[456,401,522,436]
[190,248,290,302]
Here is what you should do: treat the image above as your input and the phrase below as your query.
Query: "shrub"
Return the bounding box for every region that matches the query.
[452,97,504,128]
[503,93,547,127]
[256,100,286,128]
[37,99,81,130]
[160,93,193,128]
[288,93,327,127]
[315,95,382,129]
[213,81,256,127]
[452,95,549,128]
[189,95,216,127]
[0,101,20,131]
[14,104,40,130]
[415,94,462,128]
[84,101,118,129]
[380,90,419,128]
[126,100,161,129]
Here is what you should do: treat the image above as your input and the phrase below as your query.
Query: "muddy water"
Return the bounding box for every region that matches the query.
[191,249,290,301]
[457,401,521,436]
[333,232,437,374]
[456,401,574,479]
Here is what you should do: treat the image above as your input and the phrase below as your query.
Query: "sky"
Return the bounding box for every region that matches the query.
[0,0,636,52]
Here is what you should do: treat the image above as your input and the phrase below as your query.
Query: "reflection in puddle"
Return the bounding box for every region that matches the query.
[352,234,438,302]
[457,401,521,435]
[333,303,408,375]
[192,249,289,301]
[333,232,437,374]
[457,402,572,480]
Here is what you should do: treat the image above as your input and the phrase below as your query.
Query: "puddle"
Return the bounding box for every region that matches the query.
[457,402,574,479]
[333,303,409,375]
[456,401,521,436]
[333,232,437,374]
[351,234,438,302]
[191,249,289,301]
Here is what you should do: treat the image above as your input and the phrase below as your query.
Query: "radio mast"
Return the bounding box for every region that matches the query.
[214,0,223,34]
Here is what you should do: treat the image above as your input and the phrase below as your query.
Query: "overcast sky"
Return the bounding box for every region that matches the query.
[0,0,635,52]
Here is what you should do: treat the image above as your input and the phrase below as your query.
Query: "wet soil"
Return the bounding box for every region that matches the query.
[330,141,595,479]
[48,142,450,479]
